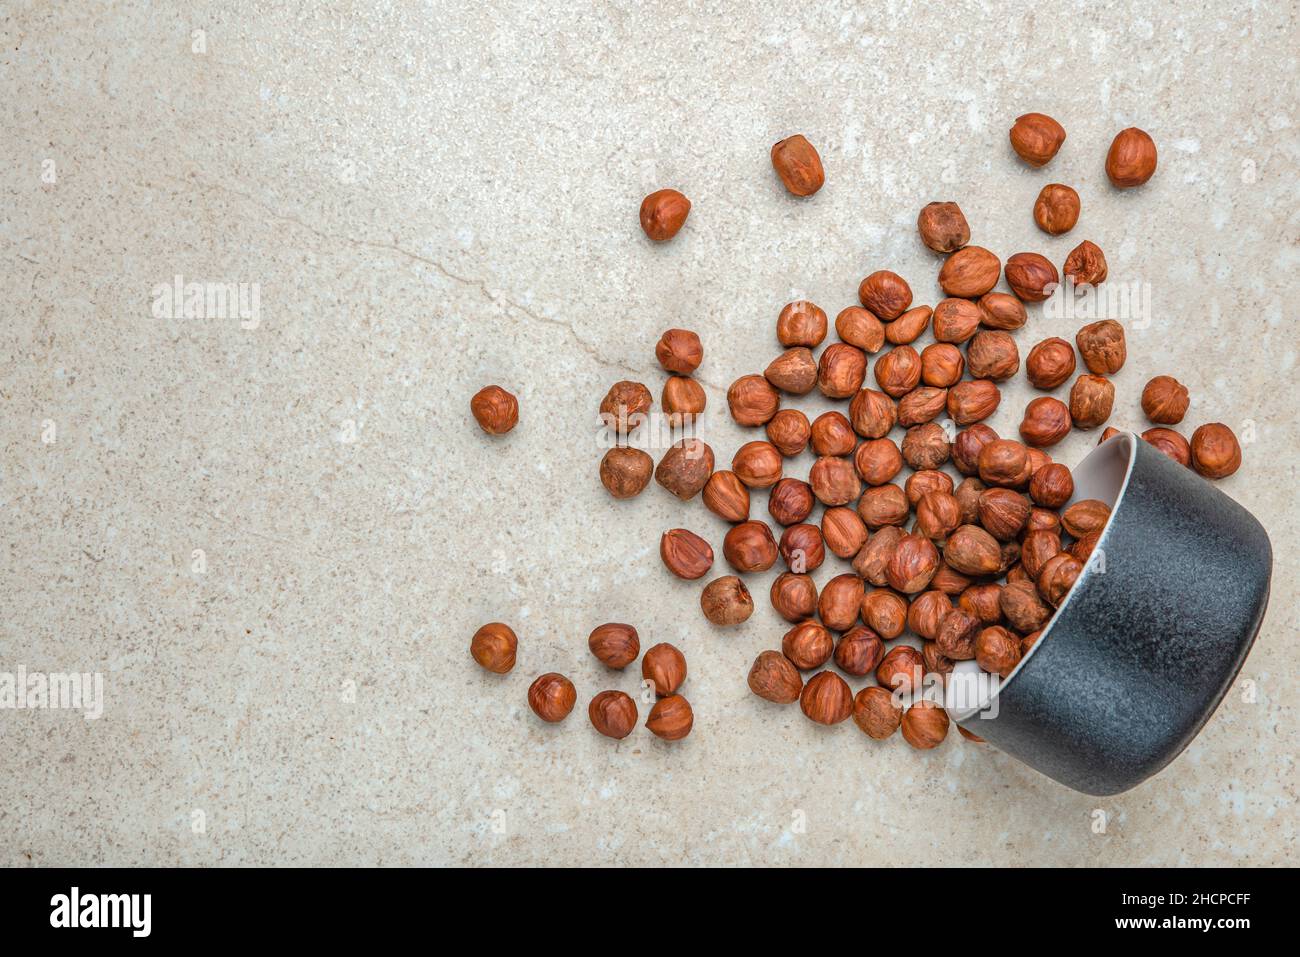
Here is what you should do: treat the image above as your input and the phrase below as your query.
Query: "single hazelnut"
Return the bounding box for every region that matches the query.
[1027,447,1053,477]
[947,380,1002,425]
[834,626,886,677]
[771,135,825,196]
[1069,375,1115,430]
[639,189,691,241]
[599,446,654,499]
[952,425,998,476]
[857,483,910,529]
[901,422,951,471]
[967,331,1021,381]
[809,411,857,456]
[1071,529,1102,563]
[876,645,925,694]
[1029,462,1074,508]
[978,439,1030,488]
[1010,112,1066,167]
[897,386,950,427]
[873,345,922,397]
[780,523,826,573]
[748,650,804,704]
[765,347,819,395]
[932,298,982,344]
[1105,127,1158,188]
[818,574,864,631]
[1019,396,1073,447]
[1191,423,1242,479]
[1142,376,1190,425]
[727,374,780,426]
[886,533,940,594]
[642,643,687,696]
[768,478,815,526]
[853,686,903,739]
[1021,529,1063,580]
[853,526,902,586]
[822,507,868,558]
[723,520,779,572]
[901,700,950,749]
[1005,252,1059,302]
[908,590,953,640]
[861,588,908,639]
[700,576,755,626]
[904,468,954,506]
[959,583,1004,624]
[800,671,854,725]
[858,270,913,321]
[528,673,577,722]
[471,622,518,674]
[471,385,519,435]
[702,470,750,522]
[977,488,1031,540]
[916,491,962,542]
[1063,240,1108,287]
[1062,499,1111,538]
[954,477,987,524]
[776,301,828,347]
[587,690,638,739]
[732,441,783,489]
[646,694,693,740]
[835,306,886,353]
[848,388,897,439]
[1037,553,1083,606]
[1000,580,1051,634]
[809,455,862,506]
[1026,505,1062,536]
[923,642,955,676]
[1075,320,1127,375]
[977,292,1028,331]
[783,621,834,670]
[771,572,818,622]
[588,623,640,669]
[660,528,714,580]
[921,342,965,387]
[766,409,812,457]
[944,524,1003,576]
[917,201,971,253]
[936,609,980,660]
[931,560,973,596]
[662,375,706,425]
[655,438,714,499]
[601,380,653,434]
[975,626,1022,677]
[854,438,903,486]
[884,306,933,345]
[1142,427,1191,467]
[1020,632,1041,656]
[655,328,703,374]
[939,246,1001,298]
[1033,183,1081,235]
[818,343,868,398]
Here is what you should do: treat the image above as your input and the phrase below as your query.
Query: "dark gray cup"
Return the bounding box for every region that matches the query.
[948,431,1272,796]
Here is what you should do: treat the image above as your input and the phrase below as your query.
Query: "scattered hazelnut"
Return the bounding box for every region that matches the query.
[886,533,940,593]
[818,574,864,630]
[1063,240,1108,287]
[655,438,714,499]
[471,385,519,435]
[874,345,922,397]
[901,422,951,471]
[854,437,904,486]
[646,694,694,740]
[1070,529,1102,563]
[732,441,784,489]
[1021,529,1063,580]
[853,686,903,739]
[901,700,950,750]
[916,491,962,541]
[771,134,825,196]
[588,623,640,669]
[932,297,982,344]
[700,576,755,626]
[727,374,780,426]
[723,520,779,572]
[1037,553,1083,606]
[967,331,1021,381]
[818,343,868,398]
[978,439,1030,488]
[1000,580,1051,634]
[1142,427,1191,467]
[810,410,858,455]
[601,380,653,434]
[639,189,691,241]
[938,246,1001,298]
[702,470,750,522]
[931,560,973,596]
[858,270,913,320]
[835,307,886,352]
[898,386,949,427]
[975,626,1022,677]
[944,524,1003,576]
[1019,396,1073,447]
[771,572,818,622]
[977,487,1031,540]
[809,455,862,506]
[858,483,910,529]
[642,643,687,696]
[947,380,1002,425]
[599,446,654,499]
[1062,499,1111,538]
[1142,376,1190,425]
[1190,423,1242,479]
[921,342,965,387]
[1069,374,1115,430]
[923,645,956,678]
[907,590,953,640]
[917,201,971,253]
[952,425,998,476]
[655,328,703,374]
[588,690,638,739]
[1033,183,1081,235]
[822,507,868,558]
[882,305,930,346]
[800,671,854,725]
[766,408,812,456]
[959,583,1004,624]
[861,588,908,639]
[848,389,897,439]
[953,477,987,524]
[528,673,577,722]
[977,292,1028,331]
[660,528,714,580]
[1020,632,1041,656]
[768,478,815,526]
[853,526,902,585]
[1025,337,1077,390]
[904,468,954,506]
[1029,462,1074,508]
[780,523,826,573]
[936,609,980,660]
[1105,127,1158,188]
[834,626,886,677]
[876,645,925,694]
[776,301,828,347]
[765,348,818,395]
[471,622,518,674]
[748,650,804,704]
[783,621,834,670]
[1076,319,1127,375]
[1005,252,1060,302]
[1009,112,1066,167]
[662,375,706,425]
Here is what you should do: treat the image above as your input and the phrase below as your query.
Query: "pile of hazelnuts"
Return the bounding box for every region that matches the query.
[469,113,1244,750]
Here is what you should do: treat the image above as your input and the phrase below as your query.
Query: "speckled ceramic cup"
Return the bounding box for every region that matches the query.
[947,431,1272,796]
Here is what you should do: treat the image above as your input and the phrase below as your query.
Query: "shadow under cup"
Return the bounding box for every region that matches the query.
[947,431,1272,796]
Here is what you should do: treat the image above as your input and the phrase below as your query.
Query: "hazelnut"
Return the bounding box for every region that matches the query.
[662,375,706,425]
[874,345,922,397]
[858,483,910,529]
[947,380,1002,425]
[765,348,818,395]
[771,134,825,196]
[939,246,1001,298]
[776,301,828,347]
[655,438,714,499]
[904,468,954,506]
[978,439,1030,488]
[1019,396,1073,447]
[599,446,654,499]
[1004,252,1060,302]
[587,690,638,739]
[901,700,950,749]
[1037,553,1083,606]
[1142,376,1190,425]
[771,572,819,622]
[766,409,812,456]
[809,456,862,507]
[811,410,858,456]
[897,386,949,426]
[936,609,980,660]
[1069,374,1115,430]
[1025,337,1077,390]
[952,425,998,476]
[1021,529,1063,580]
[1075,320,1127,375]
[883,533,938,594]
[748,650,804,704]
[923,642,955,676]
[876,645,925,694]
[700,576,755,626]
[907,590,953,640]
[1027,447,1053,477]
[853,526,902,586]
[655,328,703,374]
[822,507,868,558]
[853,686,903,739]
[861,588,908,639]
[834,626,886,676]
[901,422,951,471]
[975,626,1022,677]
[1062,499,1111,538]
[768,478,815,526]
[1105,127,1158,188]
[932,297,982,344]
[999,540,1023,575]
[854,437,904,486]
[1029,462,1074,508]
[723,520,778,572]
[977,292,1028,331]
[783,621,834,670]
[639,189,691,241]
[944,524,1003,576]
[884,306,933,345]
[1028,505,1063,535]
[835,307,886,353]
[953,477,986,524]
[858,270,913,320]
[727,374,780,426]
[959,583,1004,624]
[800,671,854,725]
[471,385,519,435]
[1071,529,1103,563]
[660,528,714,580]
[1009,112,1066,167]
[1063,240,1108,287]
[848,388,897,439]
[818,343,868,398]
[528,673,577,722]
[732,441,784,489]
[978,488,1031,540]
[931,560,973,596]
[1000,580,1051,634]
[1033,183,1081,235]
[471,622,518,674]
[921,342,965,387]
[642,643,687,696]
[818,574,864,631]
[916,491,962,541]
[1142,427,1191,467]
[917,201,971,253]
[780,523,826,573]
[966,330,1020,381]
[1020,632,1041,656]
[601,380,653,434]
[588,623,640,669]
[646,694,693,740]
[702,470,750,522]
[1190,423,1242,479]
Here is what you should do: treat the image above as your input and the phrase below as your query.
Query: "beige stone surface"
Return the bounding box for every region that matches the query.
[2,1,1296,866]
